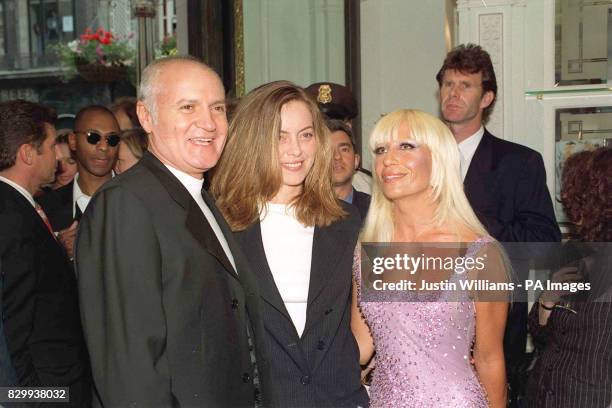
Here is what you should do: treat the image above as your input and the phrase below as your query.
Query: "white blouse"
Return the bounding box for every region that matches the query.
[260,203,314,337]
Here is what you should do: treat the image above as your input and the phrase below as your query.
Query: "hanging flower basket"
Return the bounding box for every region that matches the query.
[52,28,135,83]
[76,62,128,83]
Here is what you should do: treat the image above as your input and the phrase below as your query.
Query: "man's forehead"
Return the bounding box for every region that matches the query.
[77,111,118,129]
[444,69,482,81]
[331,131,355,150]
[331,130,351,142]
[156,83,225,106]
[157,62,223,90]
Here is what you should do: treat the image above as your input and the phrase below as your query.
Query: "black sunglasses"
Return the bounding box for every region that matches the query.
[75,130,120,147]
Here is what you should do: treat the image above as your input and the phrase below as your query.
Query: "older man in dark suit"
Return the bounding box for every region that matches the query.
[437,44,562,405]
[75,56,264,407]
[0,100,91,406]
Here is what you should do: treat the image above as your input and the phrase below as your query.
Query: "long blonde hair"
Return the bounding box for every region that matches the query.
[360,109,487,242]
[211,81,345,231]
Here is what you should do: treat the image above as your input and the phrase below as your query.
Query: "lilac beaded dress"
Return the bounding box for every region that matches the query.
[354,238,492,407]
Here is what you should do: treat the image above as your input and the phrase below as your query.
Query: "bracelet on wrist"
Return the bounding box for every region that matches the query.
[539,300,555,310]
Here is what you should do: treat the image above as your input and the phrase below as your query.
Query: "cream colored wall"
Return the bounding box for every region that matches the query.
[457,0,612,221]
[359,0,448,170]
[243,0,345,91]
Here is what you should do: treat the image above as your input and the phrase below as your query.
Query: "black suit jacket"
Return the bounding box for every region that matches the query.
[234,203,368,408]
[464,129,561,243]
[463,129,561,398]
[0,258,17,387]
[0,181,91,406]
[36,181,75,232]
[351,189,371,222]
[75,152,265,408]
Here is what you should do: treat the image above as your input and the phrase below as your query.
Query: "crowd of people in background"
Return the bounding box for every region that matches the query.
[0,44,609,408]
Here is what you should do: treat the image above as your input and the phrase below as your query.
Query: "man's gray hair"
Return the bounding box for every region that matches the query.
[138,55,217,121]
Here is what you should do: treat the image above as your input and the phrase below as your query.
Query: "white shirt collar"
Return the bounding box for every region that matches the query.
[163,165,204,196]
[0,176,36,208]
[457,126,484,180]
[73,174,88,202]
[72,174,92,217]
[72,172,115,216]
[457,126,484,157]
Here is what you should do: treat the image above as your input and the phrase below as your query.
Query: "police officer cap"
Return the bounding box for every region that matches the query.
[305,82,358,121]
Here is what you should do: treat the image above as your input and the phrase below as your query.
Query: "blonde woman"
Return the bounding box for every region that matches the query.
[351,109,508,407]
[212,81,368,407]
[114,128,148,174]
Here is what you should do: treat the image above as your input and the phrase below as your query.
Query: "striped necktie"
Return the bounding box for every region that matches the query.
[35,204,56,238]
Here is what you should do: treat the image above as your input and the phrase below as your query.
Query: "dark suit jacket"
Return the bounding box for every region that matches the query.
[0,181,91,406]
[75,152,265,408]
[351,189,371,222]
[464,129,561,243]
[36,181,75,232]
[234,203,368,408]
[463,129,561,398]
[0,258,17,387]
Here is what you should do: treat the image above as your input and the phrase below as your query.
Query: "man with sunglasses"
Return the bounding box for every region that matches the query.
[37,105,119,259]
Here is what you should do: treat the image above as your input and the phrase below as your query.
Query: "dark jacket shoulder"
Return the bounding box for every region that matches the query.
[36,181,72,210]
[485,130,542,162]
[91,156,173,210]
[351,189,371,222]
[337,199,361,234]
[36,181,74,231]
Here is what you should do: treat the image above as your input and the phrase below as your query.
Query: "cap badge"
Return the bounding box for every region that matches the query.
[317,84,332,104]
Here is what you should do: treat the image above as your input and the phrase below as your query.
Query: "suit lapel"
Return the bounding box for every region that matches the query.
[39,181,74,231]
[0,183,64,252]
[238,221,311,372]
[185,198,236,277]
[239,221,292,321]
[58,181,75,227]
[140,152,237,279]
[464,129,495,200]
[302,220,347,336]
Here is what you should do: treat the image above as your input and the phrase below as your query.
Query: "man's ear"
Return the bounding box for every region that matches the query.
[18,143,35,166]
[480,90,495,110]
[68,132,77,152]
[137,101,153,134]
[354,153,361,171]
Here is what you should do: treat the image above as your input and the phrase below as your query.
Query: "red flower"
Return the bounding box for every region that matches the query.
[78,27,116,45]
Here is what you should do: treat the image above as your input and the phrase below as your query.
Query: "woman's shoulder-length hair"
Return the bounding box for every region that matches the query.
[120,127,149,159]
[211,80,345,231]
[566,147,612,241]
[360,109,487,243]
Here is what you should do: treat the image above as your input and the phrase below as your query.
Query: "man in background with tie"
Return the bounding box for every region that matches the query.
[37,105,119,259]
[436,44,561,406]
[0,100,92,406]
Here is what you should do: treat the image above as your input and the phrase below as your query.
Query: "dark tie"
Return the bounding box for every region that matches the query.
[74,204,83,221]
